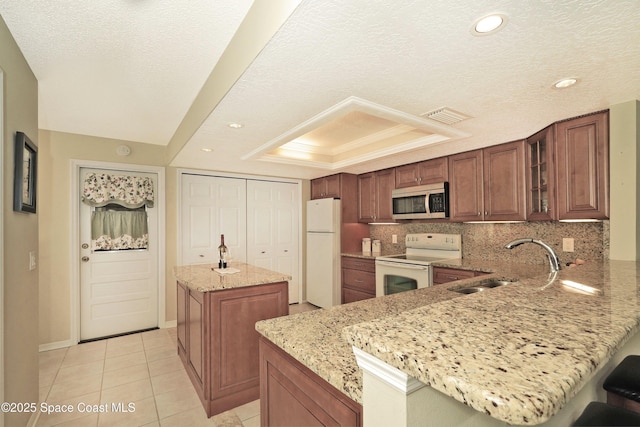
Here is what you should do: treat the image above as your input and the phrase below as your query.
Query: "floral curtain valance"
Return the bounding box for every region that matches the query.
[82,173,154,208]
[92,208,149,251]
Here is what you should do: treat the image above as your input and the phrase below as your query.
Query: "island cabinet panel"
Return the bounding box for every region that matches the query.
[260,337,363,427]
[448,150,484,221]
[177,281,187,356]
[555,110,609,220]
[395,157,449,188]
[341,256,375,303]
[177,281,288,417]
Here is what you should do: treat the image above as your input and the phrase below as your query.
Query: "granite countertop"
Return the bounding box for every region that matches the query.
[174,262,291,292]
[256,260,640,425]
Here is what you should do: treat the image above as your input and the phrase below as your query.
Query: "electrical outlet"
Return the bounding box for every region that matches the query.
[29,251,37,271]
[562,238,575,252]
[392,234,398,244]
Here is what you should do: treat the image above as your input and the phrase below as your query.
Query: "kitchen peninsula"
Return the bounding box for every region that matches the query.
[256,259,640,426]
[174,262,289,417]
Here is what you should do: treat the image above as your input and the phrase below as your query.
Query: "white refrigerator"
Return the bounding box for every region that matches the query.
[306,198,341,308]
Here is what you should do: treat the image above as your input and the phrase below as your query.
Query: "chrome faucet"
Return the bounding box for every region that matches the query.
[505,238,561,273]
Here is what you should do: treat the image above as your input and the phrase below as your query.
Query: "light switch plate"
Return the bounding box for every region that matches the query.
[29,251,37,271]
[562,238,574,252]
[392,234,398,244]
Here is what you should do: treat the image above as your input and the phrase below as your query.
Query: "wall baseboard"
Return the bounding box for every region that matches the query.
[39,339,75,353]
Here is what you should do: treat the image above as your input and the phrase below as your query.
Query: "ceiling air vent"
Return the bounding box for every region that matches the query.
[422,107,471,125]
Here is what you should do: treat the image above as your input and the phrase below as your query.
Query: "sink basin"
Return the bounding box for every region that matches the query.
[449,279,517,294]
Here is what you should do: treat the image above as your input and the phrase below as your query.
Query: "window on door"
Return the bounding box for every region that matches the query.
[82,172,154,252]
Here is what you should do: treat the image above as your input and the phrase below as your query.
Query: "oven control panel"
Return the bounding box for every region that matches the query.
[405,233,461,251]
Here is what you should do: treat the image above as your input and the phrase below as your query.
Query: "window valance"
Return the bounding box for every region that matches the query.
[82,173,154,208]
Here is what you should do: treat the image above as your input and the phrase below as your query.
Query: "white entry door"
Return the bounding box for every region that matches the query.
[79,168,158,341]
[247,180,300,303]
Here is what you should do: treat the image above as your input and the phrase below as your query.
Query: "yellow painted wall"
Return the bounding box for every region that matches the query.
[37,130,166,345]
[1,15,39,427]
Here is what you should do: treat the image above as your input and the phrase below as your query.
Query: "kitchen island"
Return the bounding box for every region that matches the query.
[256,259,640,426]
[174,262,289,417]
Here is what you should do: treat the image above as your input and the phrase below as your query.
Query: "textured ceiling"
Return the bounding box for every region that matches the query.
[2,1,640,180]
[0,0,254,144]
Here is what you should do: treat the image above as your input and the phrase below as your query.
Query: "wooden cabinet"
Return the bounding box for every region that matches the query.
[311,174,341,199]
[260,337,363,426]
[177,281,288,417]
[526,126,555,220]
[555,111,609,220]
[448,150,484,221]
[483,140,526,221]
[448,141,526,222]
[358,168,395,223]
[341,256,375,303]
[432,267,486,285]
[395,157,449,188]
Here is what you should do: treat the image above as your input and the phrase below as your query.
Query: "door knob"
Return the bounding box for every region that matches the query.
[82,256,90,262]
[81,243,89,249]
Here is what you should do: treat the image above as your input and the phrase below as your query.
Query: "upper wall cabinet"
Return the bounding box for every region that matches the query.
[311,174,342,199]
[358,168,395,223]
[555,111,609,220]
[526,126,555,220]
[448,141,526,222]
[395,157,449,188]
[448,150,484,222]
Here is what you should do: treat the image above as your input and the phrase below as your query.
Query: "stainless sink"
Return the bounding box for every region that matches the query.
[449,279,517,294]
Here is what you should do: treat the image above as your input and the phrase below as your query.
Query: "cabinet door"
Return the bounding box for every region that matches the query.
[358,173,376,222]
[374,168,395,222]
[483,141,526,221]
[526,126,555,220]
[395,164,421,188]
[246,180,300,304]
[448,150,483,221]
[418,157,449,184]
[181,174,247,264]
[395,158,448,188]
[311,178,327,200]
[556,111,609,220]
[324,174,342,198]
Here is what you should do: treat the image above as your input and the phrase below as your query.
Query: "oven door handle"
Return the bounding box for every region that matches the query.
[375,261,430,270]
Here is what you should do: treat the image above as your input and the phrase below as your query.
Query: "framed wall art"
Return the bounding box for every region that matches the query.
[13,131,37,213]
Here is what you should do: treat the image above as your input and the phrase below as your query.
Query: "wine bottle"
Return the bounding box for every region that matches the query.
[218,234,228,269]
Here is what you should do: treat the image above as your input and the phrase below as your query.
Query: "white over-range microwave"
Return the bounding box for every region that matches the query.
[391,182,449,220]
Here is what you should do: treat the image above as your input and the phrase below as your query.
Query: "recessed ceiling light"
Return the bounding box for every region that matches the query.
[471,13,507,36]
[553,78,578,89]
[201,148,213,152]
[228,122,244,129]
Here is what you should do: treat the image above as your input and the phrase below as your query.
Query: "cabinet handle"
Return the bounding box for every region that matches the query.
[485,211,488,215]
[477,212,481,216]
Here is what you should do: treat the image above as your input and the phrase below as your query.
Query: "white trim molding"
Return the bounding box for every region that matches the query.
[353,346,426,394]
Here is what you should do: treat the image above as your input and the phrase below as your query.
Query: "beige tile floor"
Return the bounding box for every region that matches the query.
[37,302,318,427]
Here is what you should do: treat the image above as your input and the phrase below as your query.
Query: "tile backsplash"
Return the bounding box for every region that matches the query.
[370,221,609,266]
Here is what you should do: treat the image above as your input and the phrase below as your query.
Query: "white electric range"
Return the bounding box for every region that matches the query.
[375,233,462,297]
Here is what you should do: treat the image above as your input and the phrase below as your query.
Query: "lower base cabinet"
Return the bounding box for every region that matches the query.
[432,267,486,284]
[177,281,289,417]
[342,257,376,303]
[259,337,363,426]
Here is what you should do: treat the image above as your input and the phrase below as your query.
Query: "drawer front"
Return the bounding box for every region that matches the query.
[343,287,374,304]
[342,269,375,293]
[341,257,375,273]
[433,267,475,284]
